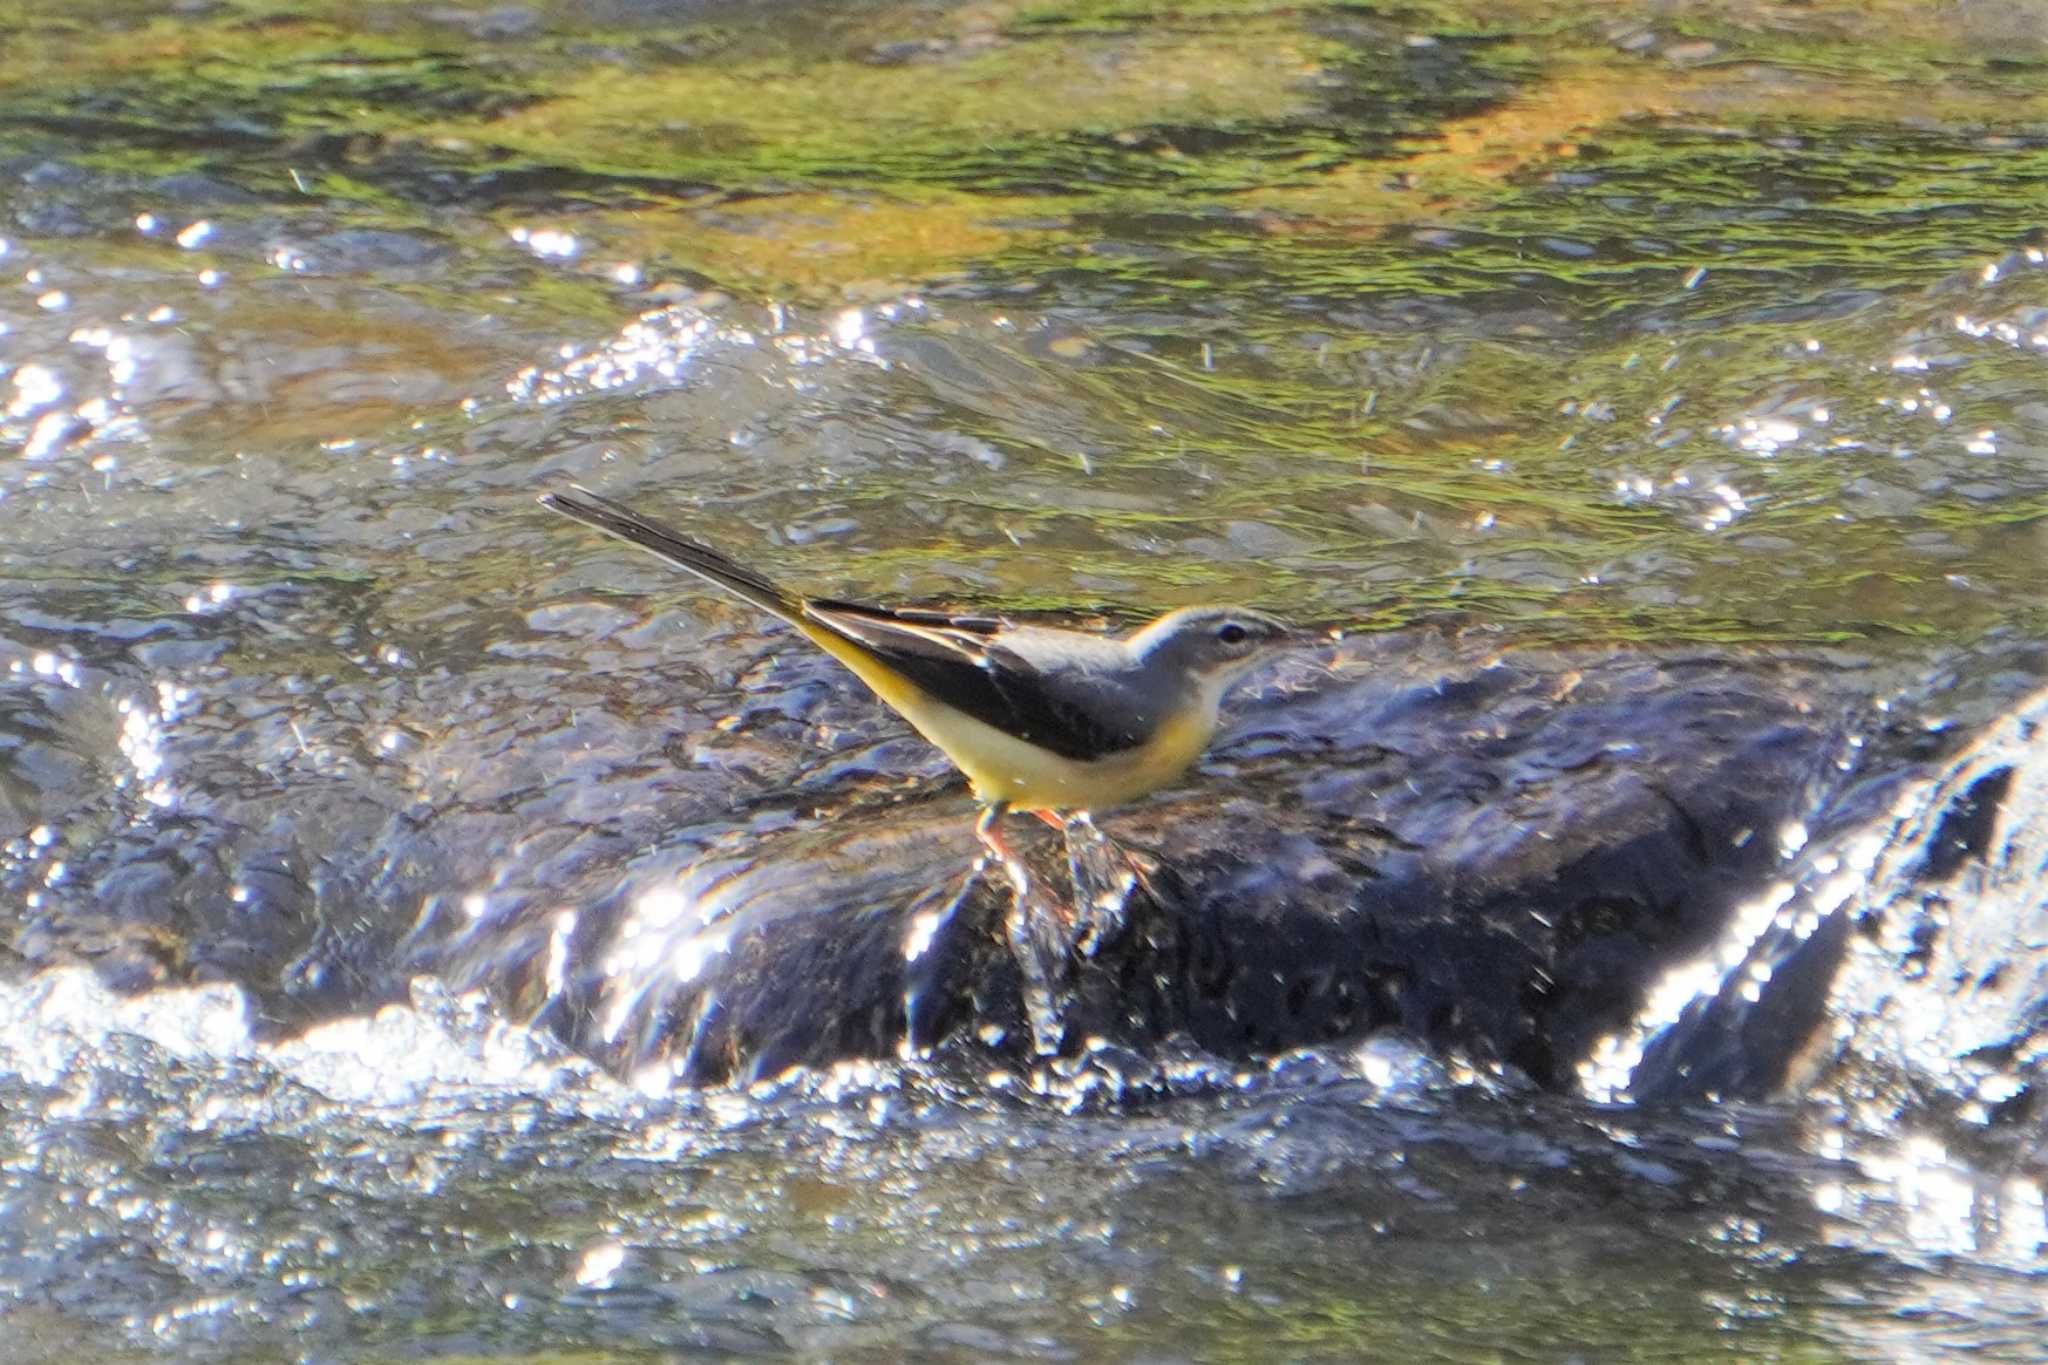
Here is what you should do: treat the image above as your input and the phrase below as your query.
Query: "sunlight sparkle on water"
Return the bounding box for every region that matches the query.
[1702,483,1749,530]
[21,411,75,460]
[542,907,576,1001]
[1952,309,2048,350]
[113,680,194,808]
[510,225,579,259]
[594,871,744,1046]
[260,977,606,1104]
[184,582,236,613]
[1577,877,1797,1100]
[1578,820,1881,1100]
[4,362,61,414]
[574,1242,628,1289]
[1726,416,1800,456]
[505,306,716,404]
[175,220,213,250]
[1827,1133,2021,1258]
[71,326,140,387]
[31,651,79,687]
[903,906,947,961]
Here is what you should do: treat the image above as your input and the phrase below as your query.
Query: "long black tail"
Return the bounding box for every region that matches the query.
[539,486,799,622]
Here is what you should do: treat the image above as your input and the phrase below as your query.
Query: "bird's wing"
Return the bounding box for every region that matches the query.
[804,601,1152,762]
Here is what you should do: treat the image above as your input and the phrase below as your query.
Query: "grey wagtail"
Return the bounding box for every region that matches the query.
[540,486,1295,845]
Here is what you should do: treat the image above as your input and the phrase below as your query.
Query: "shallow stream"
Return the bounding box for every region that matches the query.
[4,0,2048,1357]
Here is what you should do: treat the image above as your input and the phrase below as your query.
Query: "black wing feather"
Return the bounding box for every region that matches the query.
[807,602,1148,762]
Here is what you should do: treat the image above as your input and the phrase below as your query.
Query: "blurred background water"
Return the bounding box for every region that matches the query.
[3,0,2048,1357]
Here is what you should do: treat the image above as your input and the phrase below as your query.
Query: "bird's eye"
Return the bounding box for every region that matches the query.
[1216,622,1250,646]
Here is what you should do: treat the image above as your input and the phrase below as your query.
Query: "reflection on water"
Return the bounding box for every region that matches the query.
[4,0,2048,1356]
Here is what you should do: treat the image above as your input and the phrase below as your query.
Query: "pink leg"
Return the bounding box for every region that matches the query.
[976,804,1078,927]
[975,803,1027,885]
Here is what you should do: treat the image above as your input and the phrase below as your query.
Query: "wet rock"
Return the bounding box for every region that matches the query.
[1627,684,2048,1131]
[149,173,267,206]
[300,228,456,272]
[452,635,1890,1089]
[863,40,952,66]
[19,161,92,189]
[419,5,544,41]
[503,639,2045,1104]
[17,610,2048,1114]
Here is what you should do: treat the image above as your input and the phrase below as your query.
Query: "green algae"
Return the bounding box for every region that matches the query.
[1094,1265,1851,1364]
[4,0,2046,653]
[4,0,2038,308]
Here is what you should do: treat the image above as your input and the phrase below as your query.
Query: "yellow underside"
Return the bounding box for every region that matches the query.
[797,621,1213,812]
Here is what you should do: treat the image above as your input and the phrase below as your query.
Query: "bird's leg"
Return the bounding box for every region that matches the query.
[975,801,1029,889]
[976,805,1082,928]
[976,801,1070,1057]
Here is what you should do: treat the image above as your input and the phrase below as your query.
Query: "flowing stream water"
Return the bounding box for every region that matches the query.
[3,0,2048,1357]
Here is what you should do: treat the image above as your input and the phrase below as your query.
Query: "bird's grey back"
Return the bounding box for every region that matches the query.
[979,625,1191,759]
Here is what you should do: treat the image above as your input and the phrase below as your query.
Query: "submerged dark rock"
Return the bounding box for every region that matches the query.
[14,612,2046,1120]
[501,631,2046,1116]
[436,633,1903,1090]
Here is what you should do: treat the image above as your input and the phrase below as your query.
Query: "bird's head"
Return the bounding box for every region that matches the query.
[1130,606,1297,694]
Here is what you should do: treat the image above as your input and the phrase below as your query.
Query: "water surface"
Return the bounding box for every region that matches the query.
[3,0,2047,1357]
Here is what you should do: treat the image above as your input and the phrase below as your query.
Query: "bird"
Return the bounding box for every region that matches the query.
[538,486,1296,859]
